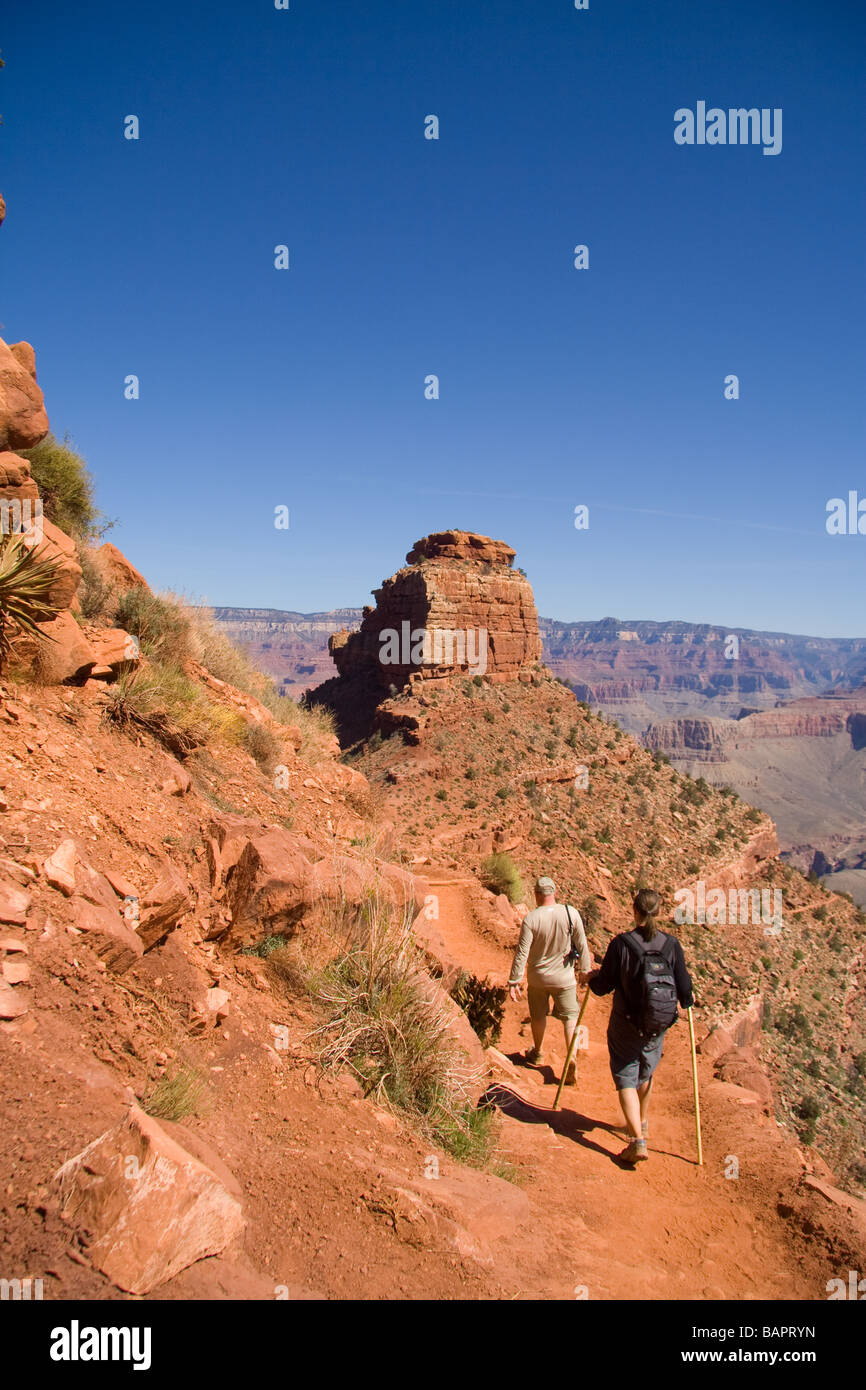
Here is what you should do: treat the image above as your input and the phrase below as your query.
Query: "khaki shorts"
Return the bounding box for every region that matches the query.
[527,984,579,1025]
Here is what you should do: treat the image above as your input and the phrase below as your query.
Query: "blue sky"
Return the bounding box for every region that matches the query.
[1,0,864,634]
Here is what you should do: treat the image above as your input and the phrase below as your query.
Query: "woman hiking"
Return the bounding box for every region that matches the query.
[582,888,694,1165]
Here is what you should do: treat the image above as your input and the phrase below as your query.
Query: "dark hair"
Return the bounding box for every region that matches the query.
[633,888,661,942]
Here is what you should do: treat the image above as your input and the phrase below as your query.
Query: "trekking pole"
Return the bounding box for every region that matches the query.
[687,1006,703,1166]
[552,988,591,1111]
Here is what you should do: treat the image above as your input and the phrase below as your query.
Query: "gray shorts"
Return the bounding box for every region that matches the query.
[607,1008,665,1090]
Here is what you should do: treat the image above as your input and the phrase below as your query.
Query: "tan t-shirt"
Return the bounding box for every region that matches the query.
[508,903,591,990]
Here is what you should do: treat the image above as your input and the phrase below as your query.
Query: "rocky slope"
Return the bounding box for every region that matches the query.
[2,325,865,1299]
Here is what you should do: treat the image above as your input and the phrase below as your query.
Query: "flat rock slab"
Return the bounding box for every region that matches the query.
[54,1103,245,1295]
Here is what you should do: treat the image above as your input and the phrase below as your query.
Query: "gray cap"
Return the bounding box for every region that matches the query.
[536,876,556,894]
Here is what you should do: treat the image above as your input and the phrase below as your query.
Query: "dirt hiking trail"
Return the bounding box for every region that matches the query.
[423,869,838,1301]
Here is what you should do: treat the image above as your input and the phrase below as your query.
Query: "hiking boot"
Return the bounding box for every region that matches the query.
[619,1139,648,1165]
[523,1047,545,1065]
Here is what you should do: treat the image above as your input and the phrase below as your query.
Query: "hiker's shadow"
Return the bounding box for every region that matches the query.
[481,1082,615,1160]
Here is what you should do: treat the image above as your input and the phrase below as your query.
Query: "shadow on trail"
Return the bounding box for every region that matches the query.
[481,1083,616,1162]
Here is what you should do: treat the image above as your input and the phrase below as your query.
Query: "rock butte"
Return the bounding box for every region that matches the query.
[316,530,542,740]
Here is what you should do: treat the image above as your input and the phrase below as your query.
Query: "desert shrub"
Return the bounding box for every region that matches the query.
[0,531,62,672]
[242,934,289,959]
[105,664,238,757]
[76,548,112,620]
[200,613,336,757]
[114,586,196,665]
[241,720,282,772]
[480,852,523,903]
[581,897,602,931]
[451,970,506,1047]
[19,432,109,539]
[142,1063,209,1122]
[114,594,336,760]
[311,905,492,1162]
[774,1004,813,1043]
[435,787,448,801]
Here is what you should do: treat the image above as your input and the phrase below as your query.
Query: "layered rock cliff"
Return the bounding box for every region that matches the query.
[646,689,866,759]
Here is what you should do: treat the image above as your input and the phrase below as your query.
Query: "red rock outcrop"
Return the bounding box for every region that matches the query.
[91,541,150,595]
[0,337,50,452]
[316,531,542,740]
[331,531,541,688]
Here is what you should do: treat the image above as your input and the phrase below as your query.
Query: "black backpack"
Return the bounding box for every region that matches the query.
[623,931,679,1038]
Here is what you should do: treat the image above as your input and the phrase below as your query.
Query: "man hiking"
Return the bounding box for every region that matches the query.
[582,887,694,1165]
[508,875,591,1083]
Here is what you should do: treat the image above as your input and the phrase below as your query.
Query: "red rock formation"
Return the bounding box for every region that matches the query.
[0,337,49,452]
[315,531,543,741]
[333,530,541,686]
[92,541,150,595]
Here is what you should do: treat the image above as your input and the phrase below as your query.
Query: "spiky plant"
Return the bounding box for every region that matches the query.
[0,531,61,673]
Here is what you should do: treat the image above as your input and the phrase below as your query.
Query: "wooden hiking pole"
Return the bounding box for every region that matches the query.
[687,1006,703,1166]
[552,988,591,1111]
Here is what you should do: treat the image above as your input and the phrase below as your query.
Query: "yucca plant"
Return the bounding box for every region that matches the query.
[0,531,61,673]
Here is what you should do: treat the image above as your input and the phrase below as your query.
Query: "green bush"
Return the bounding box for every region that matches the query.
[797,1095,821,1121]
[451,970,506,1047]
[0,531,62,672]
[480,852,523,903]
[114,586,196,664]
[19,432,108,539]
[313,906,496,1164]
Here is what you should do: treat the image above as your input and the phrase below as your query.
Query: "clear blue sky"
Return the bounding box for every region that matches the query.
[1,0,864,634]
